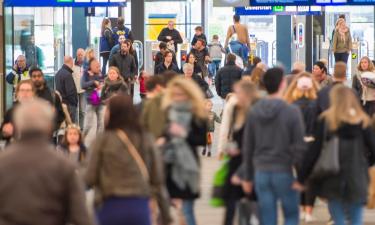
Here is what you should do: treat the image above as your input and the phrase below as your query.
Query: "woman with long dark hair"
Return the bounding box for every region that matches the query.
[85,95,172,225]
[100,18,114,75]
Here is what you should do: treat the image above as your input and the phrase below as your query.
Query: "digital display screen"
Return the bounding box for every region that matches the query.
[250,0,312,6]
[235,6,321,15]
[4,0,127,7]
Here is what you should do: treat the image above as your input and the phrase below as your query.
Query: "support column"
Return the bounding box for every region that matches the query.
[72,8,88,55]
[305,15,313,72]
[276,15,292,73]
[131,0,144,44]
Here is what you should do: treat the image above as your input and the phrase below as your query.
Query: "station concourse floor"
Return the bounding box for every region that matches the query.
[133,83,375,225]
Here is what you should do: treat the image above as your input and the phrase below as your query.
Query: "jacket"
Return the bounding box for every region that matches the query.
[154,51,178,68]
[112,25,134,42]
[352,71,375,103]
[154,63,180,75]
[100,27,114,54]
[208,41,225,60]
[0,134,92,225]
[101,76,129,101]
[224,23,250,48]
[332,30,352,53]
[191,33,207,46]
[72,59,85,94]
[316,82,346,115]
[215,62,243,99]
[293,98,317,137]
[6,67,29,88]
[85,130,171,224]
[109,52,137,80]
[55,64,78,106]
[217,96,238,155]
[191,74,209,94]
[141,94,166,138]
[157,28,183,52]
[299,120,375,204]
[81,71,103,105]
[242,98,306,181]
[109,45,139,72]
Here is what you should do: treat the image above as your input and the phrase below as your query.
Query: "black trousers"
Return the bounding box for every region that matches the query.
[334,52,349,64]
[101,52,110,75]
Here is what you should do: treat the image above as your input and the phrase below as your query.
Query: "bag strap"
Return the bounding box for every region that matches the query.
[116,129,150,182]
[232,25,236,34]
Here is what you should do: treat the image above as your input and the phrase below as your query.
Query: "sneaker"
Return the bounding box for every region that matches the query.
[305,214,316,223]
[202,148,206,156]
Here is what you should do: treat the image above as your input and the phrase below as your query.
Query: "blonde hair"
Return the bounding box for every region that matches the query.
[85,48,95,61]
[357,56,375,72]
[284,72,319,104]
[250,67,265,86]
[321,85,370,131]
[162,77,207,120]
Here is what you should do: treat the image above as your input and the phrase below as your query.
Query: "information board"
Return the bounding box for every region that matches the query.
[235,6,321,15]
[4,0,127,7]
[250,0,312,6]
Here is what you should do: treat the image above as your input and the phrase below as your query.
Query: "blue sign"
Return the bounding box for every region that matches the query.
[235,6,321,15]
[250,0,312,6]
[4,0,127,7]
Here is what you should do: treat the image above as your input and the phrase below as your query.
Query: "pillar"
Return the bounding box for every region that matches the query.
[131,0,144,44]
[276,15,292,73]
[72,7,88,56]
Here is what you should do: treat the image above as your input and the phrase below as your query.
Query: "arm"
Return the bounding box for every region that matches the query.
[6,70,17,85]
[332,31,338,52]
[245,26,251,48]
[187,120,207,146]
[352,75,362,94]
[215,70,222,97]
[130,56,137,78]
[109,46,118,62]
[242,112,256,181]
[363,127,375,166]
[104,29,114,47]
[128,30,134,42]
[217,98,237,155]
[348,31,353,52]
[174,30,183,44]
[81,74,96,90]
[133,51,139,73]
[224,26,233,49]
[157,29,168,42]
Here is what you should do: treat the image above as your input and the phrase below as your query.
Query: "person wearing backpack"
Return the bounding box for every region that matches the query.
[208,35,225,81]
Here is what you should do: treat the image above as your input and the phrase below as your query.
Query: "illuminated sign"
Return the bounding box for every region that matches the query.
[250,0,312,6]
[235,6,321,15]
[4,0,127,7]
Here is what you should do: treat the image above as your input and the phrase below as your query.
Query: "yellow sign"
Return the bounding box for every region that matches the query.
[147,15,176,41]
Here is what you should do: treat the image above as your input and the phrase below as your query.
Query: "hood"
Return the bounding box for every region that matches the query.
[105,76,125,86]
[252,99,285,122]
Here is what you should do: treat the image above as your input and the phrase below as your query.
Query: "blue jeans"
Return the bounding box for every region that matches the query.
[255,171,299,225]
[228,40,249,64]
[208,60,221,78]
[328,200,364,225]
[182,200,197,225]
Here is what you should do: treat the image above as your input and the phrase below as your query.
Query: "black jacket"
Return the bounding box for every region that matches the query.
[299,120,375,204]
[191,34,207,46]
[55,64,78,106]
[293,98,317,137]
[157,28,183,51]
[215,62,243,99]
[154,52,177,68]
[109,52,137,80]
[191,74,209,94]
[154,63,180,75]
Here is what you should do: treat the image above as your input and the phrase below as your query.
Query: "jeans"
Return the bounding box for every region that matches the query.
[224,199,237,225]
[255,171,299,225]
[67,105,77,124]
[228,41,249,65]
[208,60,222,78]
[328,200,364,225]
[83,104,105,147]
[334,52,349,64]
[182,200,197,225]
[101,52,110,75]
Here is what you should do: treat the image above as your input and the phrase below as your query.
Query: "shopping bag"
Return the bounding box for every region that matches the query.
[210,155,230,207]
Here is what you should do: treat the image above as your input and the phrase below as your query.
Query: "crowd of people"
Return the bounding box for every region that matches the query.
[1,14,375,225]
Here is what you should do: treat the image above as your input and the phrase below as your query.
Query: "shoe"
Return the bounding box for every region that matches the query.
[305,214,316,223]
[202,148,206,156]
[300,212,306,221]
[207,152,211,157]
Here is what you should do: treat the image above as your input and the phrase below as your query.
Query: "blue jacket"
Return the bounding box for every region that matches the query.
[6,67,29,87]
[112,25,134,43]
[81,71,103,105]
[100,27,114,53]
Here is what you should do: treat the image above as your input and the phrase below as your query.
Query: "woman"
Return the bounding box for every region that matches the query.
[83,48,96,71]
[127,39,139,73]
[154,50,180,75]
[183,63,209,96]
[217,80,258,225]
[99,18,114,75]
[312,61,333,88]
[284,72,319,223]
[352,56,375,115]
[249,67,265,89]
[332,18,352,64]
[299,85,375,225]
[162,77,207,225]
[186,53,202,75]
[101,66,129,102]
[85,95,171,225]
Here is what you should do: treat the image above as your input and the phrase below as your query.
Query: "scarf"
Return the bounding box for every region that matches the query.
[336,19,348,43]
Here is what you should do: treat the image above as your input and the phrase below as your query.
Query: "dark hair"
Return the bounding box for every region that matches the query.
[125,39,135,54]
[263,67,284,94]
[213,34,219,40]
[101,18,110,36]
[29,66,44,77]
[161,71,178,85]
[61,124,86,161]
[117,17,124,26]
[233,15,240,22]
[88,58,97,70]
[163,50,173,58]
[339,14,346,19]
[196,38,206,46]
[195,26,203,32]
[146,75,164,92]
[159,42,167,50]
[106,95,142,135]
[227,53,236,63]
[314,61,327,74]
[251,56,261,66]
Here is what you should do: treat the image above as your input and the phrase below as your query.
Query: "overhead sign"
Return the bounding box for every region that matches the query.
[235,6,321,15]
[250,0,312,6]
[4,0,127,7]
[213,0,249,7]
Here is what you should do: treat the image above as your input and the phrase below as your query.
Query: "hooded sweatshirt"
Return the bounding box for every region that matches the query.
[242,98,306,181]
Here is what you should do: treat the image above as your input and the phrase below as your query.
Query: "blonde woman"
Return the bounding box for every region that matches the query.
[332,18,352,64]
[299,85,375,225]
[284,72,319,222]
[83,48,96,71]
[352,56,375,115]
[161,77,207,225]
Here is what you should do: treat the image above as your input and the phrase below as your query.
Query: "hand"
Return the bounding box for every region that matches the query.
[242,181,253,194]
[227,148,240,157]
[169,123,187,137]
[166,36,172,40]
[292,181,305,192]
[2,123,14,137]
[13,64,18,71]
[156,137,166,147]
[231,175,242,185]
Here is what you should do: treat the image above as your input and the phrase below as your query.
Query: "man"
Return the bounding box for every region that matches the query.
[241,67,306,225]
[73,48,86,128]
[6,55,30,97]
[24,35,44,69]
[224,15,251,64]
[30,67,65,133]
[109,35,126,61]
[316,62,347,114]
[190,39,210,78]
[154,50,180,75]
[112,17,134,43]
[0,99,92,225]
[215,53,243,99]
[55,56,78,123]
[155,42,177,68]
[157,20,183,53]
[110,41,137,97]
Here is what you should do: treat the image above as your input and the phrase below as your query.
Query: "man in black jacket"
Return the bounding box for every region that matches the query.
[215,53,243,99]
[154,50,180,75]
[55,56,78,123]
[30,67,65,133]
[110,41,137,97]
[157,21,183,53]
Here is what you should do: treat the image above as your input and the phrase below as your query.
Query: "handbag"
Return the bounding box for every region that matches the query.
[210,155,230,207]
[310,124,340,180]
